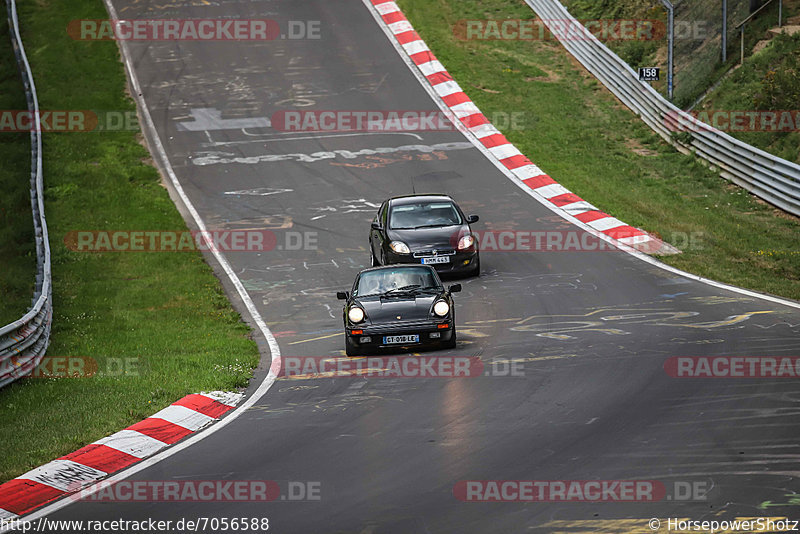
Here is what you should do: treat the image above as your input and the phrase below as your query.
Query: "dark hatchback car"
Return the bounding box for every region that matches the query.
[337,265,461,356]
[369,194,480,277]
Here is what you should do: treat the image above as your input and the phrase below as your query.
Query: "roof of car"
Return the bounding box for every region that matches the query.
[388,194,454,206]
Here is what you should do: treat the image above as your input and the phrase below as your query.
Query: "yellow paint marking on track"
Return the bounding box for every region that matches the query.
[500,353,579,363]
[458,328,490,338]
[279,369,389,380]
[660,310,774,328]
[536,333,572,340]
[690,295,751,304]
[536,328,630,339]
[278,384,319,392]
[464,318,522,325]
[531,518,689,533]
[533,517,793,533]
[514,308,669,325]
[287,332,342,345]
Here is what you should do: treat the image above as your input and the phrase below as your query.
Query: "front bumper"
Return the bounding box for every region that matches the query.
[346,320,454,350]
[385,249,478,273]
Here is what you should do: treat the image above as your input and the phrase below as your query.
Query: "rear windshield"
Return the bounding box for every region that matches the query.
[355,267,440,296]
[389,201,461,229]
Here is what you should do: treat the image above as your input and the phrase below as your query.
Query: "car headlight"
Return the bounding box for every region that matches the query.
[457,234,475,250]
[348,306,365,323]
[389,241,410,254]
[433,300,450,317]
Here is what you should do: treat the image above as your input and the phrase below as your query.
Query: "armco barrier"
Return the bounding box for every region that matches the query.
[0,0,52,388]
[523,0,800,217]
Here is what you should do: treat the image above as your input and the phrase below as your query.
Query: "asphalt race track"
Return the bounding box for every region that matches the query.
[42,0,800,531]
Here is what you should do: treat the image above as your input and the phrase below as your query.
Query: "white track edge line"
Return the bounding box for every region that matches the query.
[362,0,800,311]
[0,0,284,526]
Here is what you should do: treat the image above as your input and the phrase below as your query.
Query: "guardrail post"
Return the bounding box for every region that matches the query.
[722,0,727,63]
[659,0,675,101]
[740,26,745,64]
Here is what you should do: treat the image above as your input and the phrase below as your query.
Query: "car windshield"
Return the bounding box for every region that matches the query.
[389,201,462,229]
[355,267,440,296]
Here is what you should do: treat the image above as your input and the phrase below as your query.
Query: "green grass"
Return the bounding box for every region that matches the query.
[0,0,259,482]
[0,17,36,326]
[398,0,800,299]
[562,0,800,162]
[563,0,800,107]
[699,32,800,164]
[562,0,662,72]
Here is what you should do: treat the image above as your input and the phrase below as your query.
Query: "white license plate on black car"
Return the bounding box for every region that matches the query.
[422,256,450,264]
[383,334,419,344]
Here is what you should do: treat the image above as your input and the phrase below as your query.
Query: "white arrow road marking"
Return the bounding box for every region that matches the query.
[177,108,271,131]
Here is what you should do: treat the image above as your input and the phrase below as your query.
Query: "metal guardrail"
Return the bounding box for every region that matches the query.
[524,0,800,217]
[0,0,52,388]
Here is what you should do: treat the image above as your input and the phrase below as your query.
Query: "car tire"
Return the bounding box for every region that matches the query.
[345,338,363,357]
[468,255,480,277]
[443,331,457,349]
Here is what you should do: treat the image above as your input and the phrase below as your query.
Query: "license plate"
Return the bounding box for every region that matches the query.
[422,256,450,264]
[383,334,419,344]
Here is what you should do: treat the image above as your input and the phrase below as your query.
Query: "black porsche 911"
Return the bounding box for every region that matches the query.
[368,194,480,277]
[337,264,461,356]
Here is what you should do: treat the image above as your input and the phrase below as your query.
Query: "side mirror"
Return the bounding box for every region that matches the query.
[336,291,350,300]
[448,284,462,293]
[371,221,382,230]
[467,214,479,224]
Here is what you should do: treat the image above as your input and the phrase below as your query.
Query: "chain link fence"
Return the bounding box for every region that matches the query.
[564,0,784,107]
[673,0,752,106]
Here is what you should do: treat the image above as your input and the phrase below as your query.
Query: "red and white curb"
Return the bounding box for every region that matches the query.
[369,0,672,255]
[0,391,242,519]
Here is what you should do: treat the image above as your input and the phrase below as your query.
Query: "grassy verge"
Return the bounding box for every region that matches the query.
[563,0,800,162]
[398,0,800,299]
[563,0,800,109]
[0,16,36,326]
[698,32,800,164]
[0,0,259,482]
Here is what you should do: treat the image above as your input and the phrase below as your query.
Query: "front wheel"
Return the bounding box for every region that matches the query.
[442,331,457,349]
[468,255,480,277]
[345,337,363,357]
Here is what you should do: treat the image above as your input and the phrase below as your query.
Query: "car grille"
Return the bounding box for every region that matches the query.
[365,319,436,333]
[412,249,455,258]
